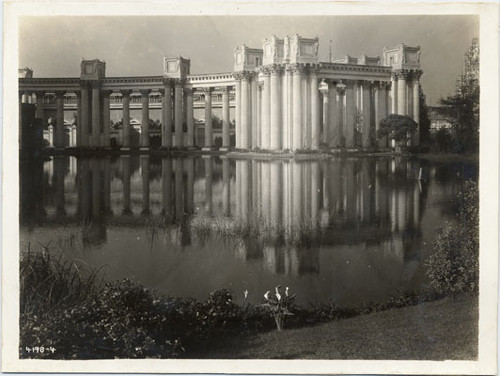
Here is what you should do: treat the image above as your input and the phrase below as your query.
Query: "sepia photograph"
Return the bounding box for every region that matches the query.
[2,1,499,374]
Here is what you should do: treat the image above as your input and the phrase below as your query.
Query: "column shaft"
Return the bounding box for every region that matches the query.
[261,73,271,150]
[55,91,65,149]
[270,69,281,149]
[292,67,303,150]
[186,88,194,147]
[162,81,173,147]
[102,91,111,148]
[412,74,421,146]
[322,90,329,145]
[361,82,372,148]
[204,88,213,148]
[122,91,131,149]
[391,75,397,114]
[241,75,250,149]
[397,72,407,115]
[91,85,101,147]
[375,82,388,148]
[345,81,356,147]
[235,80,241,148]
[140,89,150,148]
[222,86,230,149]
[310,71,320,150]
[81,86,89,147]
[174,82,183,147]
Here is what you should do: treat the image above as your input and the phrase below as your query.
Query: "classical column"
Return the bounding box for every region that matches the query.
[270,66,281,150]
[292,64,303,150]
[361,81,372,148]
[75,91,82,147]
[261,69,271,150]
[310,68,320,150]
[412,70,422,146]
[161,79,173,148]
[321,84,329,145]
[55,90,65,149]
[251,76,258,148]
[240,73,250,149]
[140,89,150,149]
[80,84,89,147]
[121,90,132,149]
[222,86,230,150]
[185,87,194,148]
[203,87,213,149]
[234,78,241,149]
[91,83,101,148]
[102,90,111,148]
[397,71,407,116]
[285,65,293,149]
[36,91,45,120]
[174,80,183,147]
[390,74,398,114]
[329,82,340,147]
[375,82,389,148]
[344,80,356,148]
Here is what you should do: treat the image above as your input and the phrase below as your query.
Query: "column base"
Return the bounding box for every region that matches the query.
[121,147,131,151]
[202,147,215,151]
[219,147,231,152]
[139,147,150,151]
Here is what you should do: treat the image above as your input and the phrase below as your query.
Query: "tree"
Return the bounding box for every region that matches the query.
[418,86,432,147]
[439,39,479,153]
[377,114,418,151]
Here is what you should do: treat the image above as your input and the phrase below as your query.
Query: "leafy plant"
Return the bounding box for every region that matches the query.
[261,286,296,331]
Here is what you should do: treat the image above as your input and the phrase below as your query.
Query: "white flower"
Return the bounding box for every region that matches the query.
[285,287,289,297]
[244,289,248,299]
[264,290,271,300]
[275,286,281,301]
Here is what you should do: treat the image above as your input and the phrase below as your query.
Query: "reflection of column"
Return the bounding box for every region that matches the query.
[81,84,89,147]
[346,160,356,221]
[397,71,407,116]
[161,79,173,148]
[122,156,132,215]
[101,157,111,214]
[292,65,303,150]
[361,81,372,148]
[91,159,101,217]
[141,155,150,214]
[270,162,282,225]
[261,70,271,150]
[292,161,302,231]
[174,158,184,220]
[398,189,406,232]
[222,86,230,150]
[186,158,194,214]
[161,158,172,217]
[174,81,183,147]
[222,158,230,216]
[91,83,101,147]
[261,162,271,223]
[311,161,320,224]
[140,89,151,148]
[55,91,65,149]
[241,160,250,219]
[102,90,111,148]
[344,80,355,148]
[54,157,66,215]
[203,88,213,149]
[204,157,213,215]
[121,90,132,149]
[413,183,420,228]
[310,69,320,150]
[270,67,281,150]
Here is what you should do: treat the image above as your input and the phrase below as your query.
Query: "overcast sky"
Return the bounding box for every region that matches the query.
[19,15,478,105]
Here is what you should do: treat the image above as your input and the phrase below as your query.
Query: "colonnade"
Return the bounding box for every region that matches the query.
[21,80,234,150]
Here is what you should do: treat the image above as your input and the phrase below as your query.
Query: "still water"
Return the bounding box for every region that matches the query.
[20,155,477,307]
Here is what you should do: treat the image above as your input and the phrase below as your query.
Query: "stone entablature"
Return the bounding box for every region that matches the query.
[288,34,319,65]
[163,56,191,80]
[80,59,106,80]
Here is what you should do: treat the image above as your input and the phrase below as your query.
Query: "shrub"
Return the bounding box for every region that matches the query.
[425,180,479,295]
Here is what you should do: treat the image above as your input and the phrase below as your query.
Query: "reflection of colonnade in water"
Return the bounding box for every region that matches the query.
[232,158,423,236]
[28,156,425,266]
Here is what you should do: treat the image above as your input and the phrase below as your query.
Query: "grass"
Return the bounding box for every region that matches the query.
[195,293,478,360]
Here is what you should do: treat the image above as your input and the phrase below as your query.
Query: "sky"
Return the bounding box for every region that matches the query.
[19,15,478,105]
